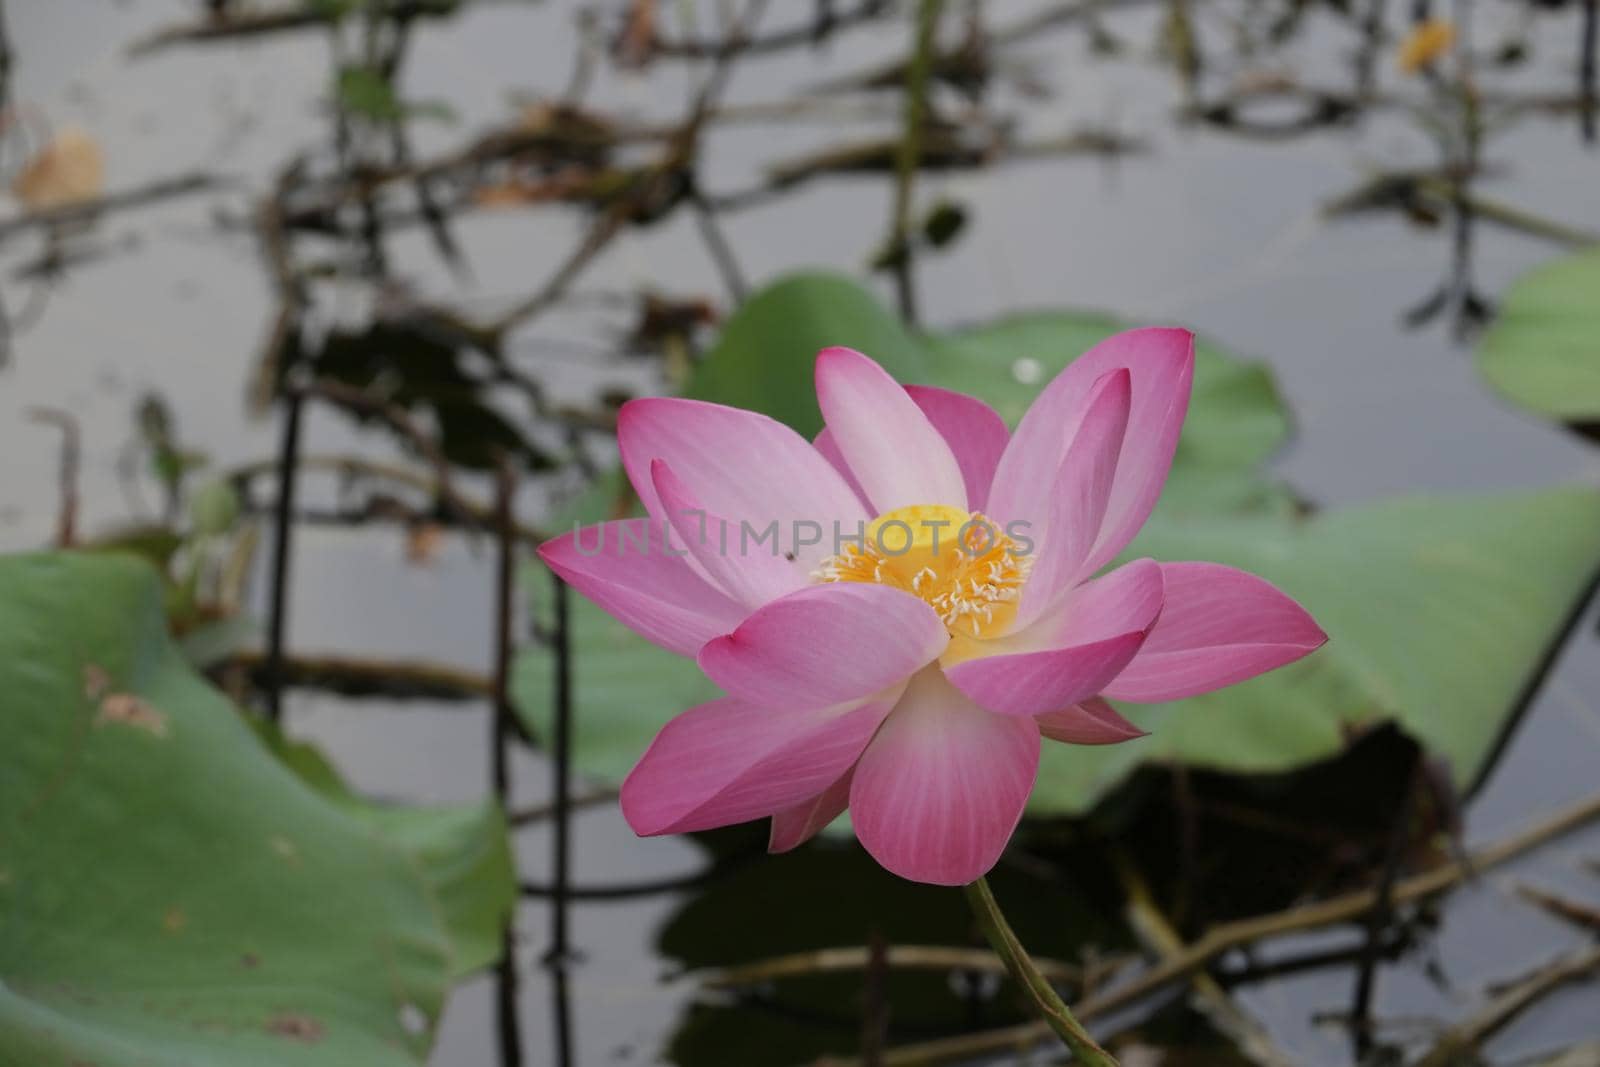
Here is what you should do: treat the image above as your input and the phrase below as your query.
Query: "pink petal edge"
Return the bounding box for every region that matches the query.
[1014,368,1130,628]
[618,396,867,569]
[538,520,745,657]
[1104,562,1327,703]
[1037,697,1147,745]
[622,692,899,837]
[697,583,947,709]
[987,328,1195,574]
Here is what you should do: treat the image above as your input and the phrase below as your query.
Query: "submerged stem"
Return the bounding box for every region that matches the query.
[962,876,1119,1067]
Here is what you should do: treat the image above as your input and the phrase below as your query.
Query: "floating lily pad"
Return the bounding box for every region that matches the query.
[0,552,476,1066]
[256,727,516,980]
[1030,487,1600,814]
[1476,247,1600,429]
[686,271,928,436]
[923,310,1291,470]
[924,310,1298,517]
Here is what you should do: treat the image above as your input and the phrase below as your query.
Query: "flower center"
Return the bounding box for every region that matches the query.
[813,504,1029,639]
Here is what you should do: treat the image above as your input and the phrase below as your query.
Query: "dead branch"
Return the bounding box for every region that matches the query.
[508,786,620,826]
[0,172,226,243]
[224,453,553,544]
[300,378,479,526]
[1415,945,1600,1067]
[697,944,1093,991]
[1117,853,1296,1067]
[644,0,892,59]
[26,407,79,547]
[822,787,1600,1067]
[226,649,492,701]
[128,1,457,56]
[1513,881,1600,935]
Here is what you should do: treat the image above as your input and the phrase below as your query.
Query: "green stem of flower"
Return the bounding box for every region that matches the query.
[962,876,1120,1067]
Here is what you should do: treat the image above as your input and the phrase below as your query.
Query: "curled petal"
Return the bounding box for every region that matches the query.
[1014,369,1130,628]
[698,583,947,709]
[815,347,967,514]
[988,328,1194,574]
[850,670,1040,885]
[623,692,899,837]
[1104,562,1327,703]
[538,520,744,656]
[651,459,806,609]
[1037,697,1147,745]
[619,397,867,569]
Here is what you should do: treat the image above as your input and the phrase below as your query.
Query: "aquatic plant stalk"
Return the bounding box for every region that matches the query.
[962,876,1119,1067]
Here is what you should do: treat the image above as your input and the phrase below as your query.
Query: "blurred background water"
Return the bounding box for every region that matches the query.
[2,2,1600,1065]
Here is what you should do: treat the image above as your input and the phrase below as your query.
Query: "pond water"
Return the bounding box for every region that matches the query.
[3,1,1600,1064]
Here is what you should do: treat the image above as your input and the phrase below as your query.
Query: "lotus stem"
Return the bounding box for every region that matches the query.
[961,876,1119,1067]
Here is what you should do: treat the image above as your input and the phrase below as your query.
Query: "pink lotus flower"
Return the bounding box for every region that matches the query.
[539,328,1326,885]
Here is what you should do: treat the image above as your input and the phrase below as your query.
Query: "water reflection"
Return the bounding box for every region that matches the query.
[653,728,1427,1064]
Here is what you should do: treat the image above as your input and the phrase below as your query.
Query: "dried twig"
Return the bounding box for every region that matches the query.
[262,384,305,725]
[753,127,1141,198]
[301,378,480,527]
[1117,854,1295,1067]
[646,0,891,58]
[697,944,1087,990]
[1517,1040,1600,1067]
[0,172,226,243]
[884,0,946,325]
[861,932,889,1067]
[1513,881,1600,935]
[226,453,553,544]
[1352,759,1423,1058]
[127,1,456,55]
[830,788,1600,1067]
[227,649,492,701]
[808,0,1160,96]
[1582,0,1597,142]
[507,786,619,827]
[1414,945,1600,1067]
[26,407,79,547]
[1323,170,1600,248]
[491,456,525,1067]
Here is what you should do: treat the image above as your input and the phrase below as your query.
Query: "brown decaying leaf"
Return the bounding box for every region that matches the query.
[405,523,446,565]
[613,0,659,69]
[265,1013,325,1043]
[94,693,168,737]
[12,126,106,210]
